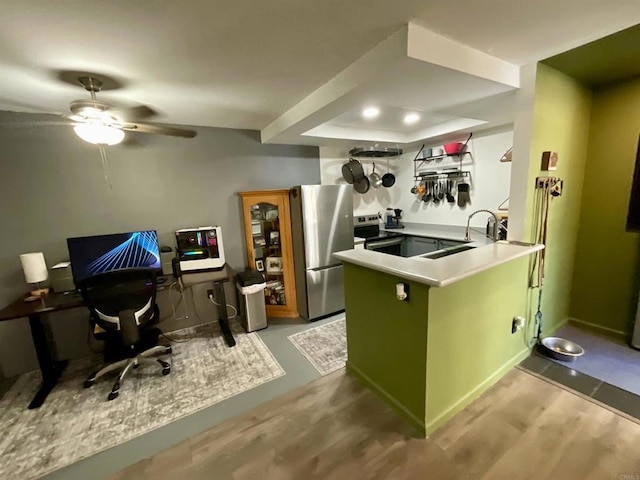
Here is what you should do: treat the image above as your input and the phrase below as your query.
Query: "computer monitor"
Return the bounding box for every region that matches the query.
[67,230,161,284]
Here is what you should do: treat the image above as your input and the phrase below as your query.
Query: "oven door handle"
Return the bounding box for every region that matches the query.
[366,237,404,249]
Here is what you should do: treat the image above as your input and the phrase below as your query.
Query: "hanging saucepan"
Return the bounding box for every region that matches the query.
[354,175,370,194]
[369,163,382,188]
[341,158,365,184]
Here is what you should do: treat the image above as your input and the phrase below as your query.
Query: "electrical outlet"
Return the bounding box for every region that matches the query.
[206,289,214,299]
[511,316,525,334]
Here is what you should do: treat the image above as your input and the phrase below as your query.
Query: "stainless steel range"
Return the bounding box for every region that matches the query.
[354,213,404,256]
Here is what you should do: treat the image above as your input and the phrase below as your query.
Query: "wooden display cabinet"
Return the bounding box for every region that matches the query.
[239,189,298,318]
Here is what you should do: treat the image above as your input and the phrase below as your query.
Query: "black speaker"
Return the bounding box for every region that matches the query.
[626,135,640,232]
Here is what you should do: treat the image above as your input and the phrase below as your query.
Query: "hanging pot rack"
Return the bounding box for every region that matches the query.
[349,145,403,158]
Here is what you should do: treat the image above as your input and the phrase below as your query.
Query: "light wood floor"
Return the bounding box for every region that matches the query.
[108,368,640,480]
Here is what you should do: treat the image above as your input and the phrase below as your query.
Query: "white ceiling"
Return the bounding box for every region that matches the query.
[0,0,639,136]
[263,24,519,146]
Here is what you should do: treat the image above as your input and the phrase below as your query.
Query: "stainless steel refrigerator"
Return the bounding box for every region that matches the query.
[290,185,354,321]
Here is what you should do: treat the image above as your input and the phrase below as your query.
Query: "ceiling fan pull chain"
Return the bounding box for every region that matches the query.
[98,146,113,190]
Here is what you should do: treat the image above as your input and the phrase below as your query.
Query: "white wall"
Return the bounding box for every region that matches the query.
[320,128,512,227]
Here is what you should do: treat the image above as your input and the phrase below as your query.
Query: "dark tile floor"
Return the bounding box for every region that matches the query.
[519,352,640,421]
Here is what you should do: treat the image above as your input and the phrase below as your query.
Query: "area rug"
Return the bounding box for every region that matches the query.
[0,321,285,480]
[288,317,346,376]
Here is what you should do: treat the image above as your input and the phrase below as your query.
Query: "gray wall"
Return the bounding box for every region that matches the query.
[0,111,320,377]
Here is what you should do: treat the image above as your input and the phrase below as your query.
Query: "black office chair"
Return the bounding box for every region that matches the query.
[79,268,172,401]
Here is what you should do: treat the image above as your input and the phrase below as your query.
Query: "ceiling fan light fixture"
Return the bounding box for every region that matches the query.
[74,123,124,145]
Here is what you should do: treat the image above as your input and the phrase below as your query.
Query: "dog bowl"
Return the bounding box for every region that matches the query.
[539,337,585,362]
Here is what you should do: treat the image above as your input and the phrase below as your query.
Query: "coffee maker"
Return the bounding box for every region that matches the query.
[385,208,405,229]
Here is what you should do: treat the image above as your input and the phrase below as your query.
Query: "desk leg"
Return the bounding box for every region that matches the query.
[213,281,236,347]
[28,314,68,409]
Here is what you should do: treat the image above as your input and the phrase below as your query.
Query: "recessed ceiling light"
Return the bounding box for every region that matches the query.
[362,107,380,119]
[404,113,421,125]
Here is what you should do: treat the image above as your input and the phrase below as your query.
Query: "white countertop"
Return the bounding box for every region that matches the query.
[337,223,543,287]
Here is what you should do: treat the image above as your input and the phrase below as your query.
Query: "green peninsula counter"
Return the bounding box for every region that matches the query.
[334,241,543,436]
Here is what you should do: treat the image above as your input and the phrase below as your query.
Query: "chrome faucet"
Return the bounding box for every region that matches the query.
[465,209,501,242]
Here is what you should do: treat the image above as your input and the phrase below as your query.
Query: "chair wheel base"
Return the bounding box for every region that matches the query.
[108,391,119,401]
[84,379,94,389]
[162,367,171,376]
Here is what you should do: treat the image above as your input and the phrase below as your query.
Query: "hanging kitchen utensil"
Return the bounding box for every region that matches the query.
[438,179,445,200]
[341,158,365,184]
[433,182,440,204]
[457,182,470,207]
[446,179,455,203]
[353,175,370,194]
[381,156,396,187]
[369,163,382,188]
[417,180,426,196]
[341,161,355,184]
[422,181,431,202]
[411,177,420,195]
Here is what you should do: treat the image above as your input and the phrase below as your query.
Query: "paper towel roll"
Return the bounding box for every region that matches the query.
[20,252,48,284]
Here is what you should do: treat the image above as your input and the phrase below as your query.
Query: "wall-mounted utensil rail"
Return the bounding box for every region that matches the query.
[414,170,471,180]
[413,151,472,178]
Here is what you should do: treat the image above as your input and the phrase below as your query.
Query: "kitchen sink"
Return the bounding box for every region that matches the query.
[420,244,476,259]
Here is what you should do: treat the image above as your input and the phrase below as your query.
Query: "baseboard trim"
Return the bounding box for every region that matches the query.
[547,317,569,335]
[424,348,531,435]
[568,317,627,339]
[346,361,426,437]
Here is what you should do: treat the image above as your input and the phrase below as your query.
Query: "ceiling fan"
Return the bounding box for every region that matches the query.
[65,76,197,145]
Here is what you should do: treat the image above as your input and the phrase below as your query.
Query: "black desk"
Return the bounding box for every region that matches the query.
[178,265,237,348]
[0,292,83,409]
[0,266,236,409]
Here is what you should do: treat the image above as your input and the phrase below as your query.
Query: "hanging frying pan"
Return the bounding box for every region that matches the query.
[369,163,382,188]
[354,176,370,194]
[381,156,396,187]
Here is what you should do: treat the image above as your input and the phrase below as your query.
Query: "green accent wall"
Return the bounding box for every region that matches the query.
[426,257,530,432]
[570,77,640,334]
[344,264,429,433]
[343,257,531,437]
[525,64,592,335]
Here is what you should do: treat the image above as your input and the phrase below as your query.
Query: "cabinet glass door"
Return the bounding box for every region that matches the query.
[249,202,287,306]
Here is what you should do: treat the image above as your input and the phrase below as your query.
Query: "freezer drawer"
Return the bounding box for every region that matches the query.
[305,265,345,320]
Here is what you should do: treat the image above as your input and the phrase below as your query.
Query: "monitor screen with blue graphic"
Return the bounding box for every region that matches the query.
[67,230,161,284]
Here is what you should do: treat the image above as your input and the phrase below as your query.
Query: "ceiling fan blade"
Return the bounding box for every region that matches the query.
[124,105,158,120]
[0,120,76,129]
[120,122,197,138]
[117,105,157,121]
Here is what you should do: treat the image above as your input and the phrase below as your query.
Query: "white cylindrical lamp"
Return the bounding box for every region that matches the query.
[19,252,49,296]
